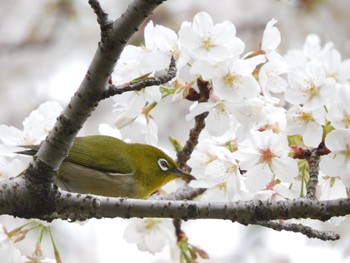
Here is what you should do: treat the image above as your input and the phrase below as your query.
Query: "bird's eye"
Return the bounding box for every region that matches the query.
[158,158,169,171]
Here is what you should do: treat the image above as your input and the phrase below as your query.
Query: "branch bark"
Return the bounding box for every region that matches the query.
[44,194,350,223]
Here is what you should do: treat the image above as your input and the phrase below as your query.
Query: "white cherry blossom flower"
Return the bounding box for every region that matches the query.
[124,219,175,254]
[120,113,158,146]
[261,18,281,60]
[236,130,298,193]
[285,34,321,69]
[257,105,287,134]
[189,142,242,201]
[114,44,170,85]
[253,183,297,201]
[286,61,336,110]
[211,57,264,102]
[0,101,62,146]
[320,129,350,187]
[186,99,238,136]
[326,85,350,129]
[178,11,244,62]
[230,98,285,139]
[144,21,189,70]
[113,87,161,129]
[317,174,347,201]
[0,225,22,263]
[285,34,350,84]
[258,59,288,103]
[230,97,266,133]
[320,44,350,83]
[0,156,27,180]
[285,105,326,147]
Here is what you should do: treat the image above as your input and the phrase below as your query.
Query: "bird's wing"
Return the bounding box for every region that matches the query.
[66,136,135,175]
[16,136,135,175]
[57,162,137,197]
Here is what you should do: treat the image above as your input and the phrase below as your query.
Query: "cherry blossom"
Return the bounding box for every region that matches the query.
[285,105,326,147]
[261,18,281,60]
[317,174,347,201]
[258,60,288,103]
[144,21,189,70]
[326,85,350,129]
[0,225,22,263]
[189,141,242,201]
[112,87,161,129]
[123,219,175,254]
[186,99,238,136]
[236,130,298,193]
[211,57,265,102]
[0,101,62,146]
[285,61,336,110]
[285,34,321,69]
[320,129,350,187]
[0,156,26,181]
[178,11,244,62]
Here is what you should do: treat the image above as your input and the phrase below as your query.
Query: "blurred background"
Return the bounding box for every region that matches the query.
[1,0,350,262]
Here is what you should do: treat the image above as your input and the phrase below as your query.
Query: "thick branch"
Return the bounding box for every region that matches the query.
[29,192,350,223]
[0,177,348,240]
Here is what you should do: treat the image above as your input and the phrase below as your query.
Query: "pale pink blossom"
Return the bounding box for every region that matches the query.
[236,130,298,192]
[320,129,350,187]
[286,61,336,110]
[285,105,326,147]
[178,12,244,62]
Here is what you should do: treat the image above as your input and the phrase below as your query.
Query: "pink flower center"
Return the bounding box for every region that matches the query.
[258,147,275,165]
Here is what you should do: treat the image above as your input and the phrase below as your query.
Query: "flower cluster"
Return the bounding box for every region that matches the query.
[111,11,350,202]
[111,12,350,255]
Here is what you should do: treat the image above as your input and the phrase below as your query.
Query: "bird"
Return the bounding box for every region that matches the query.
[17,135,194,199]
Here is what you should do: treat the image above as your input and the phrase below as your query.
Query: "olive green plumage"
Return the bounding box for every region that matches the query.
[19,135,193,199]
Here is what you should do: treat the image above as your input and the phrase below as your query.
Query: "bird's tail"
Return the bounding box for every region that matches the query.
[15,145,40,156]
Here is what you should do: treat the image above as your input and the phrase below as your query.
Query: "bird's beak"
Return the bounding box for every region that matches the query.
[172,168,196,182]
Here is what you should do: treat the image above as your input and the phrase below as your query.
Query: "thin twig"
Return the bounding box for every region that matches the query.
[101,56,177,99]
[88,0,113,44]
[176,112,208,170]
[253,220,340,241]
[173,218,183,241]
[176,79,211,169]
[306,148,320,200]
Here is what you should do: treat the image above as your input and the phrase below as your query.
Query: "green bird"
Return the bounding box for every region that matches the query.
[18,135,194,199]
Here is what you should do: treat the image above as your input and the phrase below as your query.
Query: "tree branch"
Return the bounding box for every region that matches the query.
[306,148,321,200]
[252,220,339,241]
[0,176,348,240]
[27,192,350,223]
[88,0,113,44]
[101,56,176,99]
[176,79,211,170]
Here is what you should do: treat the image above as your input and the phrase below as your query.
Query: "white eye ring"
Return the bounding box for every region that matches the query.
[158,158,169,171]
